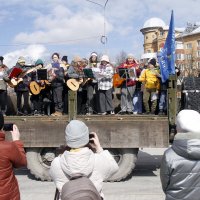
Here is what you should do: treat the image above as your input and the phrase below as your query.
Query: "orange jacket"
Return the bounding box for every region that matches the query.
[0,132,27,200]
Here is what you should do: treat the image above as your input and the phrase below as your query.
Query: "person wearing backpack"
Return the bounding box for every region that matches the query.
[49,120,119,199]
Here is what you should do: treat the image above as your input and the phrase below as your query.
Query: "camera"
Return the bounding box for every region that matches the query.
[89,133,94,139]
[3,123,14,131]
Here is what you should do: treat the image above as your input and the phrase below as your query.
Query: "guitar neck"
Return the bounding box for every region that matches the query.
[19,66,42,78]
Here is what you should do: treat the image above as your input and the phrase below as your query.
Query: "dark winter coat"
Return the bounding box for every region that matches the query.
[50,62,65,88]
[0,132,27,200]
[13,63,31,92]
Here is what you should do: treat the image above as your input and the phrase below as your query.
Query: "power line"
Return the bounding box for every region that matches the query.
[0,35,101,47]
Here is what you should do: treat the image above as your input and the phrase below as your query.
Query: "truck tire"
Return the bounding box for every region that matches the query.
[107,148,139,182]
[26,148,138,182]
[26,147,56,181]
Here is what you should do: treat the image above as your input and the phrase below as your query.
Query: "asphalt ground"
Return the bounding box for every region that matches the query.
[16,148,167,200]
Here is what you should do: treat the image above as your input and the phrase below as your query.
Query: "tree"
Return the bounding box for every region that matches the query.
[115,51,127,66]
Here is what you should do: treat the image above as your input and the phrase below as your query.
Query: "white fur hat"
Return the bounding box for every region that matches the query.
[101,55,109,63]
[176,109,200,133]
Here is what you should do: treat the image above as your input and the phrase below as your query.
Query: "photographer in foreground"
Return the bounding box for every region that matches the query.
[49,120,119,199]
[0,112,27,200]
[160,109,200,200]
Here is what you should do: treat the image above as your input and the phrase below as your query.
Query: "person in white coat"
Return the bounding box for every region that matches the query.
[49,120,119,199]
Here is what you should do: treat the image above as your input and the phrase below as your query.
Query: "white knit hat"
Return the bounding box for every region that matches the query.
[101,55,109,63]
[90,52,98,57]
[176,109,200,133]
[65,120,89,148]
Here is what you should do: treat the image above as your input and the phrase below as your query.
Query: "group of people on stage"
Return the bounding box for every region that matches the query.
[0,51,180,116]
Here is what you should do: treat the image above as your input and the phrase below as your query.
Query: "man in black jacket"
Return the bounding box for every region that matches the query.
[13,56,30,115]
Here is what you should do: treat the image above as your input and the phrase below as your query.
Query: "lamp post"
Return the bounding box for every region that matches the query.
[86,0,109,50]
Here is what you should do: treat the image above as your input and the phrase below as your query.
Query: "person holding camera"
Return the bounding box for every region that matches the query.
[49,120,119,199]
[0,112,27,200]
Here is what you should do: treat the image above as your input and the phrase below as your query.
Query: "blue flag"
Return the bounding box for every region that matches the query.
[158,10,176,83]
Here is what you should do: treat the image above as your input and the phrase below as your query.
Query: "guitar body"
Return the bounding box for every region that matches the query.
[66,78,83,91]
[9,78,23,87]
[113,73,125,88]
[29,81,41,95]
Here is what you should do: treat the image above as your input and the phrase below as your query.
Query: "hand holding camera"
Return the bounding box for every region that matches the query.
[11,125,20,141]
[89,132,103,153]
[3,124,20,141]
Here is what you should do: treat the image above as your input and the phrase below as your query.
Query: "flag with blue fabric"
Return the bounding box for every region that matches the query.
[158,10,176,83]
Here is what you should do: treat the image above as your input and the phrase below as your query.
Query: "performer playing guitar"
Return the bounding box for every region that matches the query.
[11,56,31,115]
[67,56,86,114]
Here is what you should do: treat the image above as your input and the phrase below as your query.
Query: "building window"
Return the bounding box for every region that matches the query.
[146,36,148,40]
[160,31,164,36]
[197,40,200,47]
[197,50,200,57]
[176,54,184,60]
[186,43,192,49]
[185,54,192,60]
[146,50,151,53]
[198,62,200,68]
[176,42,184,49]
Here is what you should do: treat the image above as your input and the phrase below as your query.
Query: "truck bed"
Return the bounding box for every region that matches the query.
[5,114,169,148]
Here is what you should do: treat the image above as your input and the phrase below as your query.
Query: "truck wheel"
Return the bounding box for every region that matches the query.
[107,148,139,182]
[26,147,56,181]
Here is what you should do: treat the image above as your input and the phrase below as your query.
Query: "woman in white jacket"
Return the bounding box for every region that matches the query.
[49,120,119,199]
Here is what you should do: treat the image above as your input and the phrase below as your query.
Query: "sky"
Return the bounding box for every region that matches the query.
[0,0,199,67]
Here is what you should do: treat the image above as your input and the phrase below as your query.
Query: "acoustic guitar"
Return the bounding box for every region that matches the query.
[8,65,42,88]
[8,78,23,88]
[66,78,83,91]
[29,80,50,95]
[29,81,41,95]
[113,73,125,88]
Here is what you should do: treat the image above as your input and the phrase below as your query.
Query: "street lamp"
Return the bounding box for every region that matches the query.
[86,0,109,47]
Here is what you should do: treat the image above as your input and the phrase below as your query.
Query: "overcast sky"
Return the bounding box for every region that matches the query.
[0,0,199,67]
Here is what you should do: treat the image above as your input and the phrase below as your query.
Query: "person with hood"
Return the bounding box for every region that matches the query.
[30,59,51,115]
[0,112,27,200]
[49,120,119,199]
[160,109,200,200]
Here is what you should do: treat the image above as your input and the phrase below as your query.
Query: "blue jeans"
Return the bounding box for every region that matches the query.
[159,90,167,110]
[133,90,143,113]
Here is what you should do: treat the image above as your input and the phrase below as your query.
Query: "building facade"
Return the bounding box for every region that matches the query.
[140,18,200,77]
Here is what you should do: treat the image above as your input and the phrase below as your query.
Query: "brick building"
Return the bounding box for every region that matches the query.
[140,18,200,77]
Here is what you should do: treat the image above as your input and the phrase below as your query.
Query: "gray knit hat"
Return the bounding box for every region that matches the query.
[65,120,89,148]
